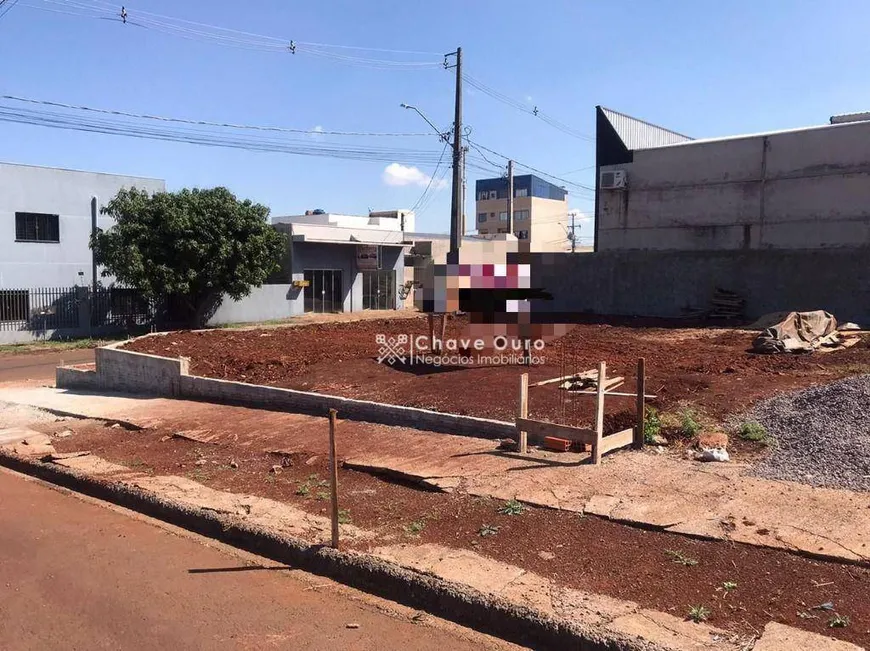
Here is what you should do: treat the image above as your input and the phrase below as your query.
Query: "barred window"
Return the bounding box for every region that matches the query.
[15,212,60,242]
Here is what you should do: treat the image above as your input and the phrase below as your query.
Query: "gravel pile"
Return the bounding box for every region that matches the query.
[749,375,870,492]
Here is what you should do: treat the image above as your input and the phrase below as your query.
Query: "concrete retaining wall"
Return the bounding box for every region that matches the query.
[94,343,189,396]
[530,248,870,323]
[58,339,516,439]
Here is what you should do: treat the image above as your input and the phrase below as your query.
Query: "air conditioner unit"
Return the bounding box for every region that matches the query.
[599,170,627,190]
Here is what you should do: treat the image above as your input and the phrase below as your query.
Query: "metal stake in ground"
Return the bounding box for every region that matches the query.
[328,408,340,550]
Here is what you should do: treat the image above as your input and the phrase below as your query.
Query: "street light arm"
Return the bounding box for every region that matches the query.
[400,103,449,143]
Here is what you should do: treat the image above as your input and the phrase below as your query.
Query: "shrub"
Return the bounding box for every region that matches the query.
[644,407,662,443]
[738,421,769,443]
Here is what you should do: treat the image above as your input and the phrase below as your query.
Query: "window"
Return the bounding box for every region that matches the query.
[513,209,530,221]
[515,230,529,240]
[478,212,487,223]
[488,190,497,200]
[490,212,496,220]
[499,211,508,221]
[479,228,489,234]
[0,290,29,322]
[478,191,488,201]
[15,212,59,243]
[515,188,528,198]
[497,228,508,234]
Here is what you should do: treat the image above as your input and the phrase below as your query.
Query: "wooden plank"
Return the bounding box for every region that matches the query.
[635,357,646,450]
[532,369,596,387]
[515,417,596,444]
[600,427,635,456]
[328,408,340,550]
[569,390,657,398]
[518,373,529,454]
[592,361,606,464]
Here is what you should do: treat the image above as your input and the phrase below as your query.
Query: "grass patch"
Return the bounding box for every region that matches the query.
[687,605,710,623]
[295,482,311,496]
[0,336,122,355]
[478,524,500,537]
[721,580,738,592]
[738,421,770,444]
[337,509,352,525]
[498,498,525,516]
[665,549,699,566]
[828,614,850,628]
[403,520,426,536]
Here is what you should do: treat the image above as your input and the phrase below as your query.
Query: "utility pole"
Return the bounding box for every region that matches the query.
[571,210,576,253]
[445,47,463,263]
[506,159,514,235]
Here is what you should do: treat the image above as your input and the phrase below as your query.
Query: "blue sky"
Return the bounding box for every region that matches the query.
[2,0,870,241]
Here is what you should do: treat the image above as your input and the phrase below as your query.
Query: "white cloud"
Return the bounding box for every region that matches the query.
[308,125,324,140]
[382,163,447,189]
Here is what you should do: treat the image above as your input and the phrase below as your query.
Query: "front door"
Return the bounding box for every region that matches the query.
[303,269,343,313]
[362,270,396,310]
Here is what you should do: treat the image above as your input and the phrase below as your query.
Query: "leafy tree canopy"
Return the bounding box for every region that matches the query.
[91,186,286,324]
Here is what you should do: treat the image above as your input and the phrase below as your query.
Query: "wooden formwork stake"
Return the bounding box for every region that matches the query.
[592,361,606,464]
[439,313,447,344]
[328,408,340,550]
[518,372,529,454]
[634,357,646,450]
[427,313,435,350]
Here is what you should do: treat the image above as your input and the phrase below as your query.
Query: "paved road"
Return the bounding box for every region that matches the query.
[0,349,93,385]
[0,469,519,651]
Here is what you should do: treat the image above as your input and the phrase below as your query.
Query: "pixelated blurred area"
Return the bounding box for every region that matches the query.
[414,258,573,352]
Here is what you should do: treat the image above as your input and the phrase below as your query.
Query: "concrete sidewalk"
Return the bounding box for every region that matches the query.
[1,386,868,565]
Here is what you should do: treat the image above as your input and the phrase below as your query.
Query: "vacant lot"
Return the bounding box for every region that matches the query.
[125,315,870,428]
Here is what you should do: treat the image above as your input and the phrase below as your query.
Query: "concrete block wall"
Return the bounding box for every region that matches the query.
[530,249,870,324]
[58,340,516,439]
[94,343,188,396]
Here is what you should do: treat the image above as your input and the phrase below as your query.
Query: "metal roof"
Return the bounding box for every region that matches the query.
[599,107,692,150]
[830,111,870,125]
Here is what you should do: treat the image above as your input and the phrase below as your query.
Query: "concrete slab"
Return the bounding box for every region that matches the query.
[123,474,371,544]
[52,454,131,475]
[752,622,863,651]
[606,609,737,651]
[0,429,55,456]
[3,386,869,564]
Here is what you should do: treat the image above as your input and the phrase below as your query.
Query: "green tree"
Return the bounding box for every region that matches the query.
[91,187,286,327]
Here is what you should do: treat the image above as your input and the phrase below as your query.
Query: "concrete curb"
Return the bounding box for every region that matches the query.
[0,450,649,651]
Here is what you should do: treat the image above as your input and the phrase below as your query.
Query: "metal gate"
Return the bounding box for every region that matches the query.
[362,270,396,310]
[303,269,343,313]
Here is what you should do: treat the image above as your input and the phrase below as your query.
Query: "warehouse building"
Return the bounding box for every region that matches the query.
[595,107,870,251]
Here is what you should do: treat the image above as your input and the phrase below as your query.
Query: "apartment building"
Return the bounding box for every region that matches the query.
[474,174,569,252]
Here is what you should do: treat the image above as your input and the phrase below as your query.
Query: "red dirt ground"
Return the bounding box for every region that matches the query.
[50,419,869,646]
[124,316,870,429]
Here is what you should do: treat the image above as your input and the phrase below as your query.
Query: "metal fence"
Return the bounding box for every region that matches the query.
[0,286,80,331]
[91,286,154,328]
[0,286,153,332]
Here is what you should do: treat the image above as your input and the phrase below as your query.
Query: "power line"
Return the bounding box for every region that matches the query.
[20,0,444,67]
[462,73,593,142]
[411,141,450,212]
[466,139,595,194]
[0,102,445,165]
[0,94,434,137]
[0,0,20,20]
